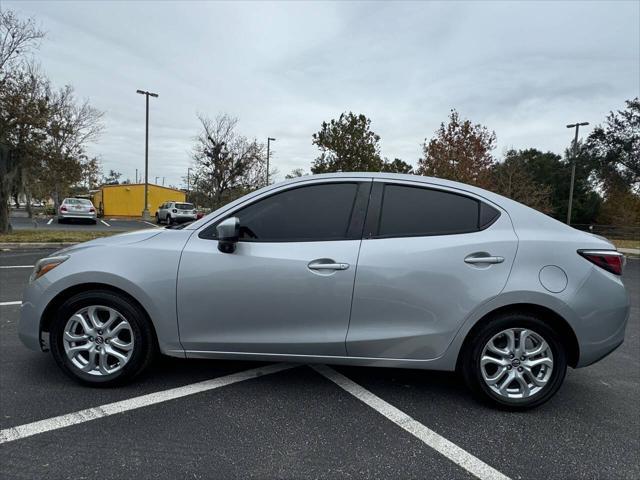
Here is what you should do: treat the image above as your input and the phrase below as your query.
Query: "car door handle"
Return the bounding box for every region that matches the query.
[308,261,350,271]
[464,255,505,265]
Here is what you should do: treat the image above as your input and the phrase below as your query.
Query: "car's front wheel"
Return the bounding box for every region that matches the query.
[50,290,155,386]
[461,312,567,410]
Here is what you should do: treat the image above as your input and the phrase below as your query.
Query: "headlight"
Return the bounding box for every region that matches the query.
[29,255,69,283]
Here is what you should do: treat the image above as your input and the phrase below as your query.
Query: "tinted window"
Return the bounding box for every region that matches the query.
[378,185,480,237]
[230,183,359,242]
[175,203,194,210]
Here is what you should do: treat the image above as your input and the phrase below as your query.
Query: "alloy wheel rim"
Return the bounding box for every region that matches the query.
[480,328,553,400]
[63,305,134,376]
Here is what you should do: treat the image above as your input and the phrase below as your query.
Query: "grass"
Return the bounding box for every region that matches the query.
[610,239,640,250]
[0,230,120,243]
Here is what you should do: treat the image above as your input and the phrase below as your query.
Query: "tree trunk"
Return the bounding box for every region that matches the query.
[0,179,12,234]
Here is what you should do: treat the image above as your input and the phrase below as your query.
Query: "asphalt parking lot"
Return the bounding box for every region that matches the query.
[0,250,638,479]
[9,209,157,232]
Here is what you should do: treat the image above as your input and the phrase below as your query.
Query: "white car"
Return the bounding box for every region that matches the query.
[156,201,197,224]
[57,198,97,224]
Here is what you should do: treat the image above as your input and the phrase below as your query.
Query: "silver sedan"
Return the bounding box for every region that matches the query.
[57,198,97,224]
[19,173,629,409]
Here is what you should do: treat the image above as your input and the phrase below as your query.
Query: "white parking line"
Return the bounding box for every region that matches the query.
[100,220,111,227]
[0,301,22,306]
[47,218,53,225]
[313,365,511,480]
[0,265,34,269]
[0,363,296,444]
[141,220,159,228]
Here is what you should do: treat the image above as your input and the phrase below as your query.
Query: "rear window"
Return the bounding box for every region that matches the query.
[175,203,194,210]
[64,198,92,205]
[377,185,487,237]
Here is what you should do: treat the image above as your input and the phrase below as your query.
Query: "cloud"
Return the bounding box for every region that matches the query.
[7,0,639,185]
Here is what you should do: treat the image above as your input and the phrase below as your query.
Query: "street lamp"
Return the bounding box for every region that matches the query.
[136,89,159,220]
[187,167,192,196]
[266,137,276,184]
[566,122,589,225]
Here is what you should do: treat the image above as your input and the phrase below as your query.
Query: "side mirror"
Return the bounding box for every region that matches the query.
[216,217,239,253]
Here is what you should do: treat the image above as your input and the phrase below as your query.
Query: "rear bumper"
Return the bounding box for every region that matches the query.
[174,214,197,223]
[570,268,630,368]
[59,212,97,220]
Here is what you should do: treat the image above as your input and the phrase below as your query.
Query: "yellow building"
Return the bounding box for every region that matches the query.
[92,183,186,217]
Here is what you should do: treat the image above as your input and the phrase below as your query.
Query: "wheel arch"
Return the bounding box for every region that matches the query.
[456,303,580,369]
[40,282,160,348]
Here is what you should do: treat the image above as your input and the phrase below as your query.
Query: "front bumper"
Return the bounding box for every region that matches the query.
[18,280,46,352]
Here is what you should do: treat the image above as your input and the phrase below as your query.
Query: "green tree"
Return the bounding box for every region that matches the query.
[416,109,496,188]
[285,168,307,179]
[311,112,384,173]
[102,169,122,185]
[0,10,45,232]
[495,148,600,223]
[491,151,552,214]
[587,98,639,193]
[381,158,413,174]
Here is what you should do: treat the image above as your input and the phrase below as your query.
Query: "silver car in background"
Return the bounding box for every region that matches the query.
[19,173,629,409]
[57,198,97,224]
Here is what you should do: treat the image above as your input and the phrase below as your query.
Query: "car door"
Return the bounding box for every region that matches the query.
[346,180,518,360]
[177,179,371,356]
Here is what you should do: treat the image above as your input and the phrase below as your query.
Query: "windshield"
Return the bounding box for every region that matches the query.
[175,203,194,210]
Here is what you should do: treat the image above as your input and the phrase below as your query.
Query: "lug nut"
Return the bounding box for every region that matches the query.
[509,353,514,359]
[97,330,103,335]
[518,367,523,372]
[507,365,512,370]
[520,356,525,361]
[89,337,94,341]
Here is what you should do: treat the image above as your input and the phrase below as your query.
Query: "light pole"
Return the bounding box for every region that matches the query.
[187,167,192,198]
[266,137,276,184]
[566,122,589,225]
[136,89,159,220]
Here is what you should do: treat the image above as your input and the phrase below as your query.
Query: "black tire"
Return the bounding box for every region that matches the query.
[167,214,173,225]
[50,290,156,387]
[156,213,160,224]
[461,312,567,410]
[57,217,64,224]
[91,219,97,225]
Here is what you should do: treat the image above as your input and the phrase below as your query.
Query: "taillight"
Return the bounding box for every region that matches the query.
[60,206,67,212]
[578,250,625,276]
[89,207,95,213]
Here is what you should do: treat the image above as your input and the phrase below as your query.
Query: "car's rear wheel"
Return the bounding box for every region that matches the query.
[166,214,173,225]
[461,312,567,410]
[50,290,155,386]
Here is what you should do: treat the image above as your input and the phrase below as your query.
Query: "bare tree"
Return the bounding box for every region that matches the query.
[41,84,104,206]
[0,9,44,73]
[192,114,266,208]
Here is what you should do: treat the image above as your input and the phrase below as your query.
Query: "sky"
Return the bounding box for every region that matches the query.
[4,0,639,188]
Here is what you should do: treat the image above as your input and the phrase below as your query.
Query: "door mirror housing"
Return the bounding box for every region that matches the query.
[217,217,240,253]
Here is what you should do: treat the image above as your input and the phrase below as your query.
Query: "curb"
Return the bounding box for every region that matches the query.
[0,242,79,250]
